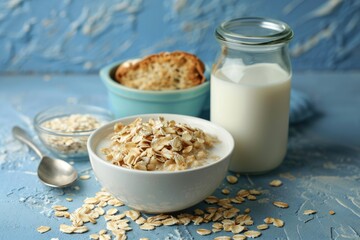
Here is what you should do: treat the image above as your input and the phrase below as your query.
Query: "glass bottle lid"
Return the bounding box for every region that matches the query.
[215,17,293,46]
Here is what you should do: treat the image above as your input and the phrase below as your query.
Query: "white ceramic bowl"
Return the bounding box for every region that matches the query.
[87,114,234,213]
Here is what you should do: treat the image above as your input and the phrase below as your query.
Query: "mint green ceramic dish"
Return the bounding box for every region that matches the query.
[99,60,210,118]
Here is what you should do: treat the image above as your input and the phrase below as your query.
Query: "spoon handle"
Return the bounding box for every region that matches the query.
[12,126,44,158]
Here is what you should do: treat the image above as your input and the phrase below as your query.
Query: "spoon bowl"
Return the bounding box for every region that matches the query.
[12,126,78,188]
[38,156,78,188]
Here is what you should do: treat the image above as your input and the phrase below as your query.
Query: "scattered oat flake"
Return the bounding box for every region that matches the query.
[196,228,212,236]
[231,196,245,204]
[244,230,262,238]
[329,210,335,215]
[237,190,250,198]
[140,223,155,231]
[214,236,231,240]
[162,217,179,226]
[80,175,91,180]
[231,224,245,234]
[66,198,73,202]
[273,201,289,208]
[147,221,162,227]
[179,217,191,225]
[222,188,230,195]
[212,222,223,229]
[212,228,222,233]
[269,179,282,187]
[226,175,238,184]
[55,211,70,218]
[125,210,140,220]
[37,226,51,233]
[192,216,204,225]
[106,208,118,215]
[59,224,75,234]
[84,197,99,204]
[90,233,100,239]
[100,234,111,240]
[194,208,204,215]
[222,223,233,232]
[205,195,218,204]
[223,210,237,219]
[257,224,269,230]
[249,189,261,195]
[273,218,284,227]
[264,217,274,224]
[247,195,256,201]
[233,234,247,240]
[115,233,127,240]
[52,205,68,211]
[73,226,89,233]
[54,188,297,239]
[304,209,317,215]
[135,217,146,225]
[108,198,124,207]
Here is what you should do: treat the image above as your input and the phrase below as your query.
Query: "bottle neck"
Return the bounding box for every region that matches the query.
[214,42,292,76]
[219,41,289,54]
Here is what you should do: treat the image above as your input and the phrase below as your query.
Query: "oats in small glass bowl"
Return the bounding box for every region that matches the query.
[34,105,113,159]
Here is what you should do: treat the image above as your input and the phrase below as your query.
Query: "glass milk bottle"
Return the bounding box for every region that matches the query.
[211,18,294,173]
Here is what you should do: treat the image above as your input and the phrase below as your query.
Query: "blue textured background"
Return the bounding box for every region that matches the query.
[0,0,359,73]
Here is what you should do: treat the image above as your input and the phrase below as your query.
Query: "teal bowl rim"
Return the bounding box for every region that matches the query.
[99,60,210,102]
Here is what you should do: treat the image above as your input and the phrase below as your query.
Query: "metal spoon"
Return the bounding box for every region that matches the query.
[12,126,78,188]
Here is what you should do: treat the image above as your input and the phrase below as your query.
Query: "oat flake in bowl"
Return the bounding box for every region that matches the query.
[34,105,113,159]
[101,117,219,171]
[41,114,100,133]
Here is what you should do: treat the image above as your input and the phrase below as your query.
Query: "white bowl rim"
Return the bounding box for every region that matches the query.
[87,113,234,176]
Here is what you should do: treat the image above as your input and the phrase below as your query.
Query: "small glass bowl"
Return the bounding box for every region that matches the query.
[34,105,113,159]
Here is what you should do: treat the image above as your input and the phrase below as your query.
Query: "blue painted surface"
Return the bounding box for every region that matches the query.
[0,73,359,239]
[0,0,360,73]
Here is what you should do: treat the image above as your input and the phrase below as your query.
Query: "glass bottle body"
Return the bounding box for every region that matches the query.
[211,18,293,173]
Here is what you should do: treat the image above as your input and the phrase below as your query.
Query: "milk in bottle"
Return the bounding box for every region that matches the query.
[211,63,291,173]
[211,18,294,173]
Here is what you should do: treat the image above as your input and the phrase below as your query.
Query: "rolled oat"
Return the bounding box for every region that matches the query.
[272,218,284,227]
[303,209,317,215]
[37,226,51,233]
[50,177,296,239]
[226,175,238,184]
[244,230,262,238]
[273,201,289,208]
[196,228,212,236]
[101,117,219,171]
[40,114,101,155]
[269,179,282,187]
